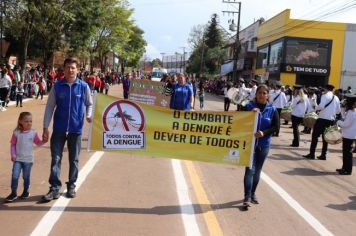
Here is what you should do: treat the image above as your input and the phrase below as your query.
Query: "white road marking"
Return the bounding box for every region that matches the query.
[261,172,333,236]
[171,159,201,236]
[30,151,105,236]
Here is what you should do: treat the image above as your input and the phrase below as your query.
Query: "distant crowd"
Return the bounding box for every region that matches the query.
[0,62,125,111]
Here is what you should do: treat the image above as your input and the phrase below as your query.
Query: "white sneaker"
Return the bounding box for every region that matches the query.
[0,107,6,111]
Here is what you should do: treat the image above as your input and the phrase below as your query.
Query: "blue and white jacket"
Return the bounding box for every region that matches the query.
[246,102,278,148]
[44,78,93,134]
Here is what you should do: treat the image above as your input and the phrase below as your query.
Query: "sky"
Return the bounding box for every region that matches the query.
[128,0,356,60]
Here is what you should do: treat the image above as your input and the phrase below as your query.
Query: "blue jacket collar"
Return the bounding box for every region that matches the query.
[59,77,80,85]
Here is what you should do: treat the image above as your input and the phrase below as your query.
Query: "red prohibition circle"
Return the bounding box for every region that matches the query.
[102,100,145,132]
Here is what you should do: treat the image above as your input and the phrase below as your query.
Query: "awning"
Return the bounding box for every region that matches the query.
[220,61,234,75]
[220,59,244,75]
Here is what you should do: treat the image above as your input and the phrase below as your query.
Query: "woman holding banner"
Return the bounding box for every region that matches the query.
[243,84,279,208]
[170,73,193,111]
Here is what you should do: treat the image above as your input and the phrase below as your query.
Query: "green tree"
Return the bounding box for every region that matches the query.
[205,14,224,49]
[4,0,41,74]
[187,15,228,76]
[151,58,161,67]
[116,25,146,74]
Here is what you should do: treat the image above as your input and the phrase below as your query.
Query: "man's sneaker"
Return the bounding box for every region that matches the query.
[5,192,17,202]
[243,197,251,207]
[317,155,326,160]
[251,195,259,204]
[303,153,315,159]
[20,191,30,199]
[66,188,76,198]
[42,189,60,201]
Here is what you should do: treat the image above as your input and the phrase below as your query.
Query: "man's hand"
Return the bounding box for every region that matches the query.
[42,128,49,143]
[11,156,16,162]
[254,130,264,138]
[86,117,92,123]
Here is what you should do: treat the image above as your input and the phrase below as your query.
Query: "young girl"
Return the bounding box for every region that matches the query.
[16,81,25,107]
[5,112,45,202]
[198,81,205,110]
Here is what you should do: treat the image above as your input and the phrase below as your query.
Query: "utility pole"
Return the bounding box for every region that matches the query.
[180,47,186,73]
[199,33,205,77]
[222,0,241,83]
[160,52,165,68]
[175,52,178,73]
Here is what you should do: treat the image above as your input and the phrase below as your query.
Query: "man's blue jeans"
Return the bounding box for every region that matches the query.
[244,146,270,199]
[11,161,33,193]
[49,132,82,191]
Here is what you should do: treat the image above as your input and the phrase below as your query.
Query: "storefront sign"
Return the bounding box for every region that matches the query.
[281,64,330,76]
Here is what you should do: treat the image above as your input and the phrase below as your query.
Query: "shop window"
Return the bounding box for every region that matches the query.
[285,39,330,66]
[269,41,283,67]
[256,46,268,69]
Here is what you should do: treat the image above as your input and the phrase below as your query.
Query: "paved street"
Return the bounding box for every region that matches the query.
[0,83,355,236]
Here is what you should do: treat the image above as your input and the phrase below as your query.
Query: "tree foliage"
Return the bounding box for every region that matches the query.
[3,0,146,74]
[187,14,228,76]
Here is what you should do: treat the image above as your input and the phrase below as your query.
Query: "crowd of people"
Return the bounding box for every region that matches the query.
[1,61,355,210]
[0,62,123,112]
[119,71,355,207]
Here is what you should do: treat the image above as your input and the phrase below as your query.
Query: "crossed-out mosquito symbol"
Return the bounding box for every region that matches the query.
[106,110,141,131]
[103,100,145,132]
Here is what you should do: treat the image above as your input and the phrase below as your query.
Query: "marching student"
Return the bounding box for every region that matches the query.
[290,85,308,147]
[269,81,287,136]
[336,95,356,175]
[303,84,341,160]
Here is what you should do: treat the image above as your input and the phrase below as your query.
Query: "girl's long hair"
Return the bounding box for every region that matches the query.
[298,89,305,102]
[15,112,32,131]
[253,84,269,103]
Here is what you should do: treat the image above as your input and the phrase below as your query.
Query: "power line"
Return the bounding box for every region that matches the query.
[257,0,356,42]
[256,0,356,41]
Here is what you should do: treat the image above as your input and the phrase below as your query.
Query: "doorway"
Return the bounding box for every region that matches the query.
[296,74,328,87]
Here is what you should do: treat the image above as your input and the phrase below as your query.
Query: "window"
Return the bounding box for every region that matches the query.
[250,38,255,50]
[285,39,330,66]
[256,46,268,68]
[269,41,283,67]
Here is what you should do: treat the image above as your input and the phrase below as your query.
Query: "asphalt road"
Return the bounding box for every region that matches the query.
[0,83,355,236]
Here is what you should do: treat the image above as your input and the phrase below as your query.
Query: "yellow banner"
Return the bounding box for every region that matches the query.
[89,94,258,167]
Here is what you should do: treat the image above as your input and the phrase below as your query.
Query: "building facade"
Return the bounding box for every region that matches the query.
[255,9,356,91]
[221,19,263,81]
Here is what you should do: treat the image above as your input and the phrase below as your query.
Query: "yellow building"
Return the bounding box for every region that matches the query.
[255,9,352,89]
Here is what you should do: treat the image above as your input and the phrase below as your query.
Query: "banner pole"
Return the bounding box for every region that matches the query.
[87,92,97,152]
[249,111,259,168]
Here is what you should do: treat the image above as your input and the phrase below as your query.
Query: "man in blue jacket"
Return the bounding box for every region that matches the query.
[42,57,93,201]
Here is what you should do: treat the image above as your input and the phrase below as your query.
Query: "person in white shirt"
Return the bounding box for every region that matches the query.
[0,68,12,111]
[303,84,341,160]
[236,79,249,111]
[270,82,287,136]
[302,88,318,134]
[290,85,307,147]
[336,95,356,175]
[223,82,232,111]
[248,79,258,101]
